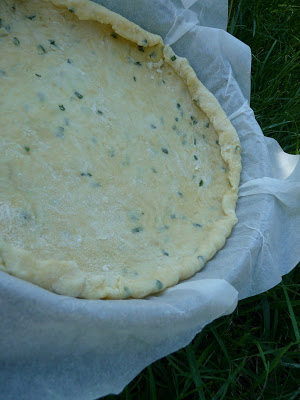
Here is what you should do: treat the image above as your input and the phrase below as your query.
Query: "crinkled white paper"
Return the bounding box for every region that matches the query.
[1,1,299,399]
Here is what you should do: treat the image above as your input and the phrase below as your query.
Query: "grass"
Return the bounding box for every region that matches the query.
[102,1,300,399]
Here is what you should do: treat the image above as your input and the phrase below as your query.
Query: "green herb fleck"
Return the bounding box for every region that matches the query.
[74,91,83,99]
[194,138,197,145]
[162,80,165,84]
[59,104,65,111]
[67,58,73,64]
[193,223,202,228]
[24,146,30,153]
[142,39,148,45]
[175,117,179,122]
[20,211,32,221]
[132,226,143,233]
[151,167,157,173]
[81,172,92,177]
[176,103,181,109]
[49,39,57,46]
[194,155,198,160]
[13,37,20,45]
[0,19,2,28]
[35,73,41,78]
[109,149,115,157]
[56,126,65,138]
[205,122,210,128]
[69,8,75,13]
[162,250,169,256]
[11,5,16,12]
[216,140,219,145]
[135,61,142,66]
[37,44,46,54]
[151,124,157,129]
[26,15,36,20]
[111,32,118,39]
[138,45,144,52]
[133,76,136,82]
[123,287,131,298]
[171,55,176,61]
[221,166,227,172]
[149,51,156,58]
[170,214,176,219]
[191,116,198,125]
[199,179,203,187]
[172,125,177,131]
[177,191,183,197]
[97,110,103,114]
[198,255,205,263]
[161,148,169,154]
[156,280,163,290]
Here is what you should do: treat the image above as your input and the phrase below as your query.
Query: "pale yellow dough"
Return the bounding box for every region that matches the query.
[0,0,242,299]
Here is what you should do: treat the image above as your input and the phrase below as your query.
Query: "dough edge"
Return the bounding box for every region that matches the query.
[0,0,242,299]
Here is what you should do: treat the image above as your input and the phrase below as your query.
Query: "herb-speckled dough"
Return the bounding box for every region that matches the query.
[0,0,242,299]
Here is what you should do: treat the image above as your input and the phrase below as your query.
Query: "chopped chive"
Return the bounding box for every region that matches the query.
[194,155,198,160]
[132,226,143,233]
[49,39,56,46]
[26,15,36,20]
[162,80,165,84]
[161,148,169,154]
[97,110,103,114]
[11,5,16,12]
[67,58,73,64]
[193,223,202,228]
[151,167,157,173]
[24,146,30,152]
[149,51,156,58]
[81,172,92,177]
[151,124,157,129]
[194,138,197,145]
[162,250,169,256]
[134,61,142,66]
[138,45,144,52]
[20,211,32,221]
[0,19,2,28]
[175,117,179,122]
[37,44,46,54]
[69,8,74,13]
[56,126,65,138]
[205,122,210,128]
[35,73,41,77]
[177,103,181,109]
[133,76,136,81]
[177,191,183,197]
[111,32,117,39]
[199,179,203,187]
[74,91,83,99]
[59,105,65,111]
[156,280,163,290]
[171,55,176,61]
[191,116,198,125]
[216,140,219,145]
[13,37,20,45]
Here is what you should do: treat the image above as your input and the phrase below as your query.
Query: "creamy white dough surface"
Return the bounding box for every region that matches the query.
[0,0,241,298]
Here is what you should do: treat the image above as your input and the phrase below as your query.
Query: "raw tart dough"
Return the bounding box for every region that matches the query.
[0,0,242,299]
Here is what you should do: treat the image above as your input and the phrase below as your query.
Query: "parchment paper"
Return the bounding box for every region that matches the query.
[0,1,299,399]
